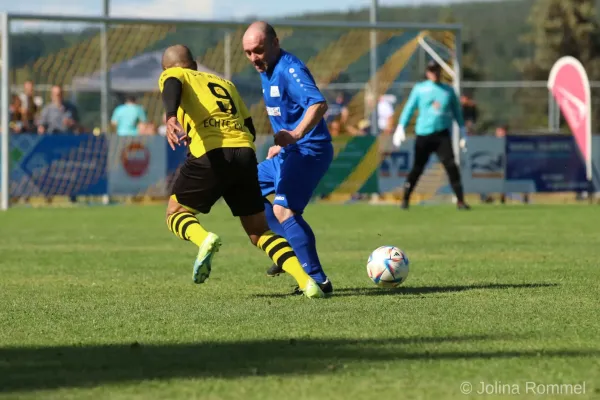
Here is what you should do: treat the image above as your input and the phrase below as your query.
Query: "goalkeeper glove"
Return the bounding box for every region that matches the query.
[392,125,406,148]
[459,127,468,152]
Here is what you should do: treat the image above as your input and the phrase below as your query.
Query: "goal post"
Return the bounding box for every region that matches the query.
[0,13,462,210]
[1,12,9,211]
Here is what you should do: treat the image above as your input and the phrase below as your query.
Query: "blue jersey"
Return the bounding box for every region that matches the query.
[398,80,465,136]
[260,50,331,149]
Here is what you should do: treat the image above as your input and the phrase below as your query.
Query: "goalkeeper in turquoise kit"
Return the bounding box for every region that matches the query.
[393,60,470,210]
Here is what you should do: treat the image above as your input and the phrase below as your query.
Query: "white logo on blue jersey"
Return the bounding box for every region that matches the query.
[270,86,280,97]
[266,106,281,116]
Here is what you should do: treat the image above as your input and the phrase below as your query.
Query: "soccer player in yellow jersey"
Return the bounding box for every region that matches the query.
[158,45,325,299]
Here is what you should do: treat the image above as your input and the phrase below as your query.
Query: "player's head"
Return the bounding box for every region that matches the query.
[23,80,34,94]
[51,85,63,103]
[495,124,508,137]
[242,21,280,73]
[425,60,442,82]
[161,45,198,71]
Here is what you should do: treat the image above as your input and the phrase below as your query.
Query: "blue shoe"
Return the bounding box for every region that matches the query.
[193,233,221,284]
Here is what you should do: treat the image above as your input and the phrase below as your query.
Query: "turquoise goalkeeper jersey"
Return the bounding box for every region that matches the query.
[398,80,465,136]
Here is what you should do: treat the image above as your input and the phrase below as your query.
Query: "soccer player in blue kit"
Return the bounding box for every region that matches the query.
[242,21,333,296]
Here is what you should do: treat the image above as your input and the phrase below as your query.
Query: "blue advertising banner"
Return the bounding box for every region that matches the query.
[6,134,108,197]
[505,135,588,192]
[166,142,188,176]
[378,143,412,194]
[3,134,598,200]
[461,137,505,194]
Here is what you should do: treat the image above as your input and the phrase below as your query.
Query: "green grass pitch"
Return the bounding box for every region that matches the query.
[0,203,599,399]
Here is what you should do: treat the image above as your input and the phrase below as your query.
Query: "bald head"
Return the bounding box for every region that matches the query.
[244,21,277,41]
[162,45,196,70]
[243,21,280,73]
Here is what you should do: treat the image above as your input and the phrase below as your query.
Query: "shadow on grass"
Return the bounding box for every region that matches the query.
[0,334,595,393]
[332,283,559,297]
[254,283,559,298]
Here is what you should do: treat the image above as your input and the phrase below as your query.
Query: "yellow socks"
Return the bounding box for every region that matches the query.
[167,212,209,247]
[257,230,311,290]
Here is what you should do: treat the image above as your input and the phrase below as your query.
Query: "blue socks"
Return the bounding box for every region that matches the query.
[280,215,327,284]
[263,199,327,283]
[263,199,286,237]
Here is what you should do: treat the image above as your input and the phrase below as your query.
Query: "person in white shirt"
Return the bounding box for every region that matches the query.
[377,94,396,135]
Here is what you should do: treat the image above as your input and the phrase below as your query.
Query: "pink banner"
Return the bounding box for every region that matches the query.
[548,56,592,181]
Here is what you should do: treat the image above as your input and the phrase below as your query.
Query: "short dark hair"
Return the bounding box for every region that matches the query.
[426,60,441,72]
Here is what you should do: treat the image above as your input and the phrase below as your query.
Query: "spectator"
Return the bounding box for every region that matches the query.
[325,92,349,127]
[328,119,342,137]
[38,85,79,134]
[481,124,529,204]
[494,124,507,138]
[377,94,396,135]
[139,122,157,135]
[9,94,24,133]
[354,119,370,136]
[111,95,148,136]
[18,80,41,132]
[460,93,478,135]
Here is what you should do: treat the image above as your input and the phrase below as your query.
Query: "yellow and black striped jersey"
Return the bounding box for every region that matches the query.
[158,67,255,158]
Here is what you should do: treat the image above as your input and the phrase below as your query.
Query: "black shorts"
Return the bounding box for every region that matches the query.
[414,129,456,166]
[171,147,264,217]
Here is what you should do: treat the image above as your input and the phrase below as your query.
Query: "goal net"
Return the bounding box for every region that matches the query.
[0,15,461,209]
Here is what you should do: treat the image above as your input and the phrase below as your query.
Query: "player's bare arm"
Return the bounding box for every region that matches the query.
[274,101,328,147]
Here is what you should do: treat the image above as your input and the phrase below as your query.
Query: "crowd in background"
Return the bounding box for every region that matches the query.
[10,81,85,134]
[10,80,514,140]
[8,80,167,137]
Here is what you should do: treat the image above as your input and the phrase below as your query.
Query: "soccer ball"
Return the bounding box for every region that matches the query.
[366,246,409,288]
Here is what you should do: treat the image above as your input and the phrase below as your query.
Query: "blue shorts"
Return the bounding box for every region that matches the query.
[258,142,333,212]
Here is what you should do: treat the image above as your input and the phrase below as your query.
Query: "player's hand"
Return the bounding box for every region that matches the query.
[459,137,468,152]
[267,145,282,159]
[459,127,468,152]
[166,116,189,150]
[392,125,406,148]
[273,129,301,147]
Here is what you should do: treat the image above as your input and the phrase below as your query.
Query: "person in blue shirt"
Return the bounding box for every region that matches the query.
[393,60,470,210]
[111,95,147,136]
[243,21,333,296]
